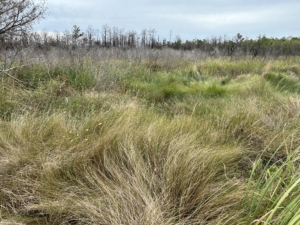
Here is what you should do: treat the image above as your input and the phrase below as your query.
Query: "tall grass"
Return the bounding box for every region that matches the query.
[1,52,300,224]
[244,141,300,224]
[0,109,244,224]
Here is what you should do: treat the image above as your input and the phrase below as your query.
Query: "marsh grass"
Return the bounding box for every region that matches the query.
[14,64,96,91]
[244,141,300,224]
[1,53,300,224]
[196,58,265,78]
[0,109,244,224]
[125,70,231,102]
[264,72,300,93]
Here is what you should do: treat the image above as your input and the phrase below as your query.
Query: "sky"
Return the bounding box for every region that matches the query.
[34,0,300,41]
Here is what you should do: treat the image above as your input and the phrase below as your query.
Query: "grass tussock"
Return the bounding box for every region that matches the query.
[0,110,244,224]
[1,53,300,224]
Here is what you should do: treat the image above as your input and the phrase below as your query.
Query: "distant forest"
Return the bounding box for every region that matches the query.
[1,24,300,58]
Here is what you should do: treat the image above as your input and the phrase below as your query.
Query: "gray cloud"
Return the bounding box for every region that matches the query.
[34,0,300,40]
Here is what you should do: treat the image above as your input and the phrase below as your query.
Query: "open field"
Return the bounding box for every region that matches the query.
[1,49,300,224]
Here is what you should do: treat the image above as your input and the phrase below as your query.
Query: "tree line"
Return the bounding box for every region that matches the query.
[1,0,300,58]
[2,24,300,58]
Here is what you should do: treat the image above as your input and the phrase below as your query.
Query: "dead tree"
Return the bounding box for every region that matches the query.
[0,0,46,38]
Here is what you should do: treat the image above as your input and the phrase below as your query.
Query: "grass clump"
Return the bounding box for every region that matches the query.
[264,72,300,93]
[196,58,265,77]
[126,70,230,102]
[0,81,30,120]
[14,64,96,91]
[0,109,244,224]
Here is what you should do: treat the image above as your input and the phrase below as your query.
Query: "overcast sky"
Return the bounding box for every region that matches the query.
[34,0,300,41]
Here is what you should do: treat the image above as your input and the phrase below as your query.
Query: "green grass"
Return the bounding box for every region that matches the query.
[244,141,300,224]
[196,58,265,77]
[125,70,231,102]
[1,55,300,224]
[264,72,300,93]
[3,64,96,91]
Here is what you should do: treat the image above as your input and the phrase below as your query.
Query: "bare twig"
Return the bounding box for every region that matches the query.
[3,64,27,72]
[1,65,35,88]
[3,71,29,86]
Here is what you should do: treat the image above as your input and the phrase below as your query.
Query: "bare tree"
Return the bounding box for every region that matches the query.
[127,30,136,48]
[112,26,119,47]
[148,28,156,48]
[85,25,95,47]
[141,29,147,48]
[0,0,46,37]
[102,24,110,48]
[62,29,71,49]
[119,28,125,48]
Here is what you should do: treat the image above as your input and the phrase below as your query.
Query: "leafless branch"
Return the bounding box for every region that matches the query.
[0,0,46,45]
[1,64,35,87]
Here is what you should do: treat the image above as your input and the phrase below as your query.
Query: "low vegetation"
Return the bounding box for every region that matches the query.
[1,51,300,224]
